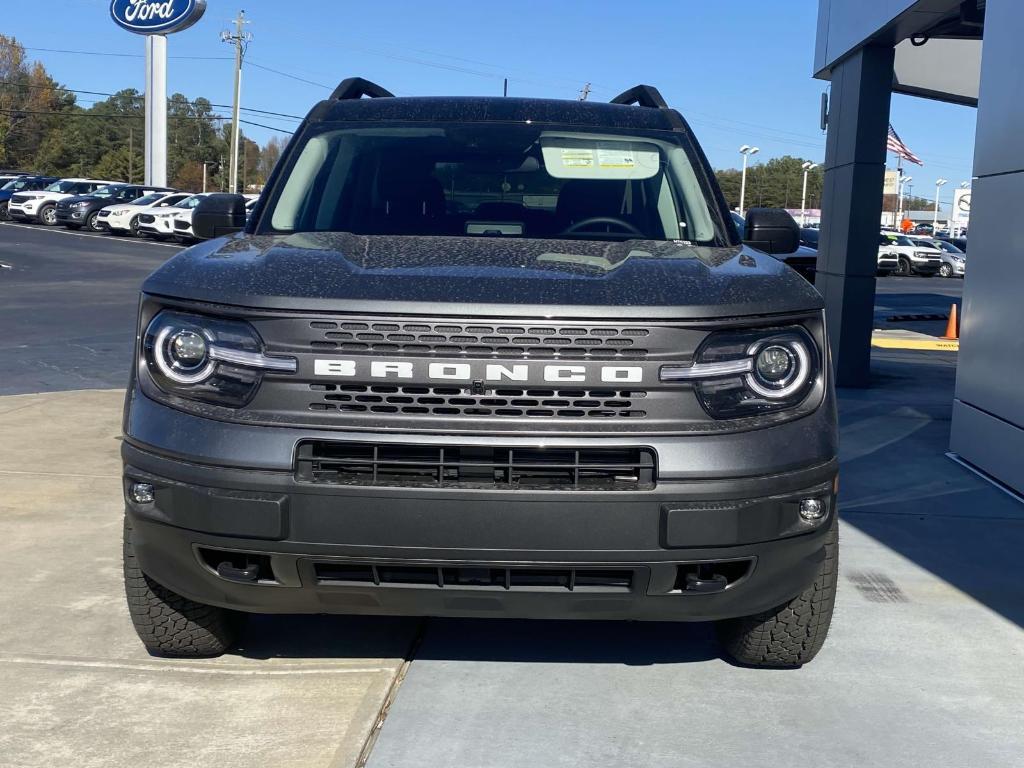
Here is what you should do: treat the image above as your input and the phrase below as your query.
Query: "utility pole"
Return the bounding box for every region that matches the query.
[222,10,252,194]
[578,83,591,101]
[128,127,134,184]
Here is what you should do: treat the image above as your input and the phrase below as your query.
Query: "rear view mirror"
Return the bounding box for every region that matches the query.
[743,207,799,255]
[192,194,247,241]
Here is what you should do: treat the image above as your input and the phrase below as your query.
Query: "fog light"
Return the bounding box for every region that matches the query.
[129,482,155,504]
[799,498,825,521]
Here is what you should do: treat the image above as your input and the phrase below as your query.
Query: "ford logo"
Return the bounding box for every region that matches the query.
[110,0,207,35]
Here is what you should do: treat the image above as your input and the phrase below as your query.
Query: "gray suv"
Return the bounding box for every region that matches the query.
[121,79,839,667]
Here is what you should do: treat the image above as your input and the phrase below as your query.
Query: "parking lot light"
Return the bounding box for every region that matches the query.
[933,179,949,229]
[738,145,759,213]
[800,161,819,227]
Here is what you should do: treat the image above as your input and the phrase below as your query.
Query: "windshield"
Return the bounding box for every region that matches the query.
[884,234,915,247]
[935,240,964,254]
[174,195,204,209]
[91,186,122,199]
[133,193,165,206]
[44,181,81,194]
[5,178,37,191]
[264,124,726,244]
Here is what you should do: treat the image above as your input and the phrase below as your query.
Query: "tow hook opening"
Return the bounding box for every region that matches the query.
[199,548,277,585]
[673,559,753,593]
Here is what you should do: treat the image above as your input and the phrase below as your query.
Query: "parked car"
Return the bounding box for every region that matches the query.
[910,236,966,278]
[799,227,819,249]
[876,244,899,275]
[122,79,839,667]
[137,193,210,240]
[732,212,818,282]
[0,175,58,221]
[56,184,176,231]
[880,232,942,276]
[8,178,115,225]
[99,192,193,236]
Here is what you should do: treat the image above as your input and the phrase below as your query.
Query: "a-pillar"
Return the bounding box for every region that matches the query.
[815,46,895,387]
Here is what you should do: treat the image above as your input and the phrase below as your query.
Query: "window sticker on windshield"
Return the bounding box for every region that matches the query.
[597,148,635,168]
[560,148,594,168]
[541,136,660,180]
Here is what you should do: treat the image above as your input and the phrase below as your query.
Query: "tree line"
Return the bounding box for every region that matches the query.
[0,35,285,192]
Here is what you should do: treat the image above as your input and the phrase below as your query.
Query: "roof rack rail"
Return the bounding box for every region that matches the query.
[609,85,669,109]
[331,77,395,101]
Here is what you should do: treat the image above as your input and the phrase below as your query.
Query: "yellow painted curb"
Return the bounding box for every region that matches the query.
[871,336,959,351]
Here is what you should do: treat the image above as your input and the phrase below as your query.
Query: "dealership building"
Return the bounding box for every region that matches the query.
[814,0,1022,494]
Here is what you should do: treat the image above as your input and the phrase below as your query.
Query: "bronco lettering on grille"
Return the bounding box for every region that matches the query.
[313,359,644,384]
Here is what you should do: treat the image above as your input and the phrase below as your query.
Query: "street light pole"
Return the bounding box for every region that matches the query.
[897,175,913,226]
[738,145,759,213]
[933,178,948,230]
[800,161,819,227]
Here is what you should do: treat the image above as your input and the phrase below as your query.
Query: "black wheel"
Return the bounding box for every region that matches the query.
[0,202,9,221]
[86,211,104,232]
[39,204,58,226]
[129,216,142,237]
[123,516,243,658]
[717,517,838,668]
[939,263,953,278]
[895,257,911,276]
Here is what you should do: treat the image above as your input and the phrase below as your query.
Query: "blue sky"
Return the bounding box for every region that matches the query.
[6,0,977,194]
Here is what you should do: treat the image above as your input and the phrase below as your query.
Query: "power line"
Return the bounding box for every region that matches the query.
[0,80,303,121]
[244,60,332,90]
[21,46,231,61]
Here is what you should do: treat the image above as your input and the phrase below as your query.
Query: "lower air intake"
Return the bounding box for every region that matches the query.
[295,442,656,490]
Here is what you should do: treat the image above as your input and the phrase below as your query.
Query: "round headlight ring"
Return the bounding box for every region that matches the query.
[153,325,216,384]
[744,337,812,399]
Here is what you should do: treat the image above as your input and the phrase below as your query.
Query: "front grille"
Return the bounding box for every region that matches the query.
[10,194,31,205]
[309,384,648,419]
[138,214,156,224]
[307,320,651,359]
[296,442,657,490]
[313,562,634,592]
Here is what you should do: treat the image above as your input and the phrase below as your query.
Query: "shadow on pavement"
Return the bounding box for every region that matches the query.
[839,351,1024,629]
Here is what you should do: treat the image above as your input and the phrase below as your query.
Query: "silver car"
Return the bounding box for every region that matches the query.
[910,236,966,278]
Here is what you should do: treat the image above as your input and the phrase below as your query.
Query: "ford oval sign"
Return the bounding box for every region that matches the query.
[110,0,207,35]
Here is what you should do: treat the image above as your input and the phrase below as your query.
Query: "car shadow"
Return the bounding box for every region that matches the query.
[232,614,722,665]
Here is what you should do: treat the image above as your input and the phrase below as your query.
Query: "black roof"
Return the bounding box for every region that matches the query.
[307,95,682,132]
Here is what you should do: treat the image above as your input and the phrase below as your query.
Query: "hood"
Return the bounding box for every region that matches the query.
[142,232,824,320]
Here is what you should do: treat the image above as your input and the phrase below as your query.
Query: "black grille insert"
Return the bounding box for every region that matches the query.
[309,384,648,419]
[296,442,657,490]
[307,320,650,359]
[313,562,634,592]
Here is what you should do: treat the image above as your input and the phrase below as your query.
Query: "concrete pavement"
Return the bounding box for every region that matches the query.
[0,389,419,768]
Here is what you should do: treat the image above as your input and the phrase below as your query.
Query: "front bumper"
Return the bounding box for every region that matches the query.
[123,391,839,622]
[8,203,40,220]
[56,208,87,225]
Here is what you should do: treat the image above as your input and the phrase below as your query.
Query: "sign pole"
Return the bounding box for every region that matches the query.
[145,34,168,187]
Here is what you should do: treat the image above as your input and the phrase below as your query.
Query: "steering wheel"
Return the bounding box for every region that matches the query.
[561,216,644,237]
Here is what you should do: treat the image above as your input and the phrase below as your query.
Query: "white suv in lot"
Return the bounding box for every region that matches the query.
[908,235,966,278]
[136,193,210,240]
[99,192,193,236]
[8,179,114,225]
[880,231,943,276]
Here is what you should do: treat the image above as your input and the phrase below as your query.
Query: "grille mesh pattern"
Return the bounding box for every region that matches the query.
[307,320,651,359]
[295,442,657,490]
[309,384,648,418]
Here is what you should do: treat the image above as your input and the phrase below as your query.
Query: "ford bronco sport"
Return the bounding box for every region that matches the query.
[122,79,839,667]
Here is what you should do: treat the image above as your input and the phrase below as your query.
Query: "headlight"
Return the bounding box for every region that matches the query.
[143,311,295,407]
[71,201,90,209]
[660,327,820,419]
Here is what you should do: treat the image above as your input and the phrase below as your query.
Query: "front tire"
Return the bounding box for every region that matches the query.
[939,263,953,278]
[86,212,104,232]
[123,516,243,658]
[39,204,58,226]
[895,257,911,277]
[717,517,838,668]
[0,202,9,221]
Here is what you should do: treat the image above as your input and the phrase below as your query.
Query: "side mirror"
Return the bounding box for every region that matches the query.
[743,207,799,255]
[192,194,247,241]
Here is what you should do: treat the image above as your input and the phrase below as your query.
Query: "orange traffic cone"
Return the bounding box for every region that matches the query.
[942,303,959,340]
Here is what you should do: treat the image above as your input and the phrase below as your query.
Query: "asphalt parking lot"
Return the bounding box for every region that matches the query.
[1,223,1021,767]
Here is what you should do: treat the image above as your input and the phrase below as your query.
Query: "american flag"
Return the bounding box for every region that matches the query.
[887,124,923,166]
